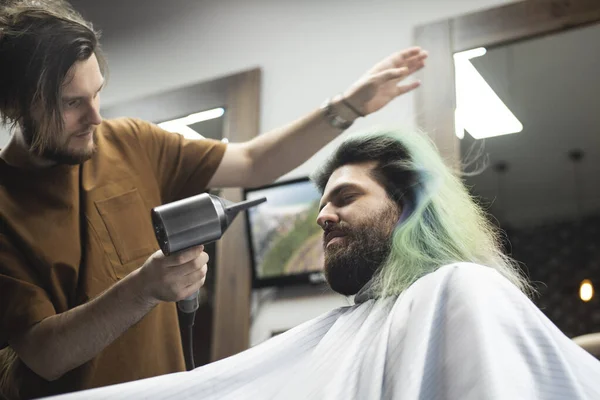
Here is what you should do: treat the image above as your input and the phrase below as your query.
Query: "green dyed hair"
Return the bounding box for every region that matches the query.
[312,129,533,298]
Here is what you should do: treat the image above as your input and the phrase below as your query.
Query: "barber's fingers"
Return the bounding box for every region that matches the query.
[166,263,208,300]
[369,48,427,75]
[396,46,423,59]
[387,55,425,87]
[400,51,428,71]
[395,81,422,96]
[185,269,208,289]
[180,270,208,300]
[374,56,424,85]
[159,245,205,267]
[371,67,409,85]
[184,262,208,278]
[369,67,421,98]
[389,48,428,70]
[169,254,209,278]
[372,50,425,84]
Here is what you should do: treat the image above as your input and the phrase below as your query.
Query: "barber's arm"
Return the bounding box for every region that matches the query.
[208,47,427,188]
[7,246,207,382]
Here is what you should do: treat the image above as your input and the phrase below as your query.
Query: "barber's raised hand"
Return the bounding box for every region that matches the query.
[135,245,208,306]
[342,47,428,116]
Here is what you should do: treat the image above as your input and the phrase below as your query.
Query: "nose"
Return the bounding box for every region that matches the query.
[316,204,339,229]
[86,100,103,126]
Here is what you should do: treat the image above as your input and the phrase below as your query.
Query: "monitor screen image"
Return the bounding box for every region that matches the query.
[244,178,326,287]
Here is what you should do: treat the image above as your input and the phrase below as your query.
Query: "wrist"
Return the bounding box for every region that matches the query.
[330,95,360,123]
[339,94,366,118]
[123,268,160,310]
[321,95,358,130]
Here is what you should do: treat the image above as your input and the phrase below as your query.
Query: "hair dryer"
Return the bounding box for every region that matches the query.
[151,193,266,314]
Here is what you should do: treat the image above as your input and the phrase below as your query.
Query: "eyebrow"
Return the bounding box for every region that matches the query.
[319,183,361,211]
[62,80,105,102]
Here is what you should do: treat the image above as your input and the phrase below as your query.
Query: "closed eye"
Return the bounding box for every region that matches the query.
[65,99,81,109]
[336,193,358,206]
[319,183,365,211]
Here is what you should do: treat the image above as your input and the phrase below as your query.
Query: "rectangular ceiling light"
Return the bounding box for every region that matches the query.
[158,107,225,140]
[454,48,523,140]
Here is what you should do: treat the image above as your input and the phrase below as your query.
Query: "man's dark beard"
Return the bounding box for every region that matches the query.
[323,205,398,296]
[22,118,95,165]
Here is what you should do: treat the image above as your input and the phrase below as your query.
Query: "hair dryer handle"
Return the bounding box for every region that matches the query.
[178,291,200,314]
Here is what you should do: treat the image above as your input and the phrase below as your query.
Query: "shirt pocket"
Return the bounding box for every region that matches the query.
[95,188,157,278]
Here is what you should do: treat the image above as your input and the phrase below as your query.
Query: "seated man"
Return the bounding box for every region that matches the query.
[49,130,600,399]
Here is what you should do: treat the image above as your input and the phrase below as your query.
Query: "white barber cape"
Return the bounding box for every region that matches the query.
[49,263,600,400]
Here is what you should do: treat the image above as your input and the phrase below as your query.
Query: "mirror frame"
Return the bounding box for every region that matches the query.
[414,0,600,169]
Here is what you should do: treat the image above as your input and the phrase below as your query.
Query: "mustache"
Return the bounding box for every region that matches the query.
[72,127,94,136]
[323,222,351,235]
[323,222,353,245]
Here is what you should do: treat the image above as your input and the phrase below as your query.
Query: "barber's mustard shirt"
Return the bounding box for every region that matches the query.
[0,118,226,399]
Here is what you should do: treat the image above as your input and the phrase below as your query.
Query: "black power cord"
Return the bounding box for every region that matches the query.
[180,311,196,370]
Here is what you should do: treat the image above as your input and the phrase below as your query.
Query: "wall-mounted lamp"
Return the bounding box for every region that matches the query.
[158,107,225,140]
[580,279,594,302]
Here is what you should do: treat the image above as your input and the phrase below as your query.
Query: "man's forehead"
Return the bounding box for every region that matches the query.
[321,162,378,199]
[62,54,104,94]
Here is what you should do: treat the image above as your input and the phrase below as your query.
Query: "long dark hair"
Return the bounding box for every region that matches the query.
[0,0,107,154]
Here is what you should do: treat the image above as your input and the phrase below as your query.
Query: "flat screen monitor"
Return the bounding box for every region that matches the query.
[244,177,326,288]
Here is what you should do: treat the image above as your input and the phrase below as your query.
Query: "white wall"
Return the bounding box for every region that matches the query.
[71,0,520,344]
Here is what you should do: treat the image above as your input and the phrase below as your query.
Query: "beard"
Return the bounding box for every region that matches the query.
[39,134,97,165]
[22,118,96,165]
[323,203,399,296]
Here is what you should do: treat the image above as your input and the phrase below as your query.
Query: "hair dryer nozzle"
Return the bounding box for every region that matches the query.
[224,196,266,218]
[219,196,267,231]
